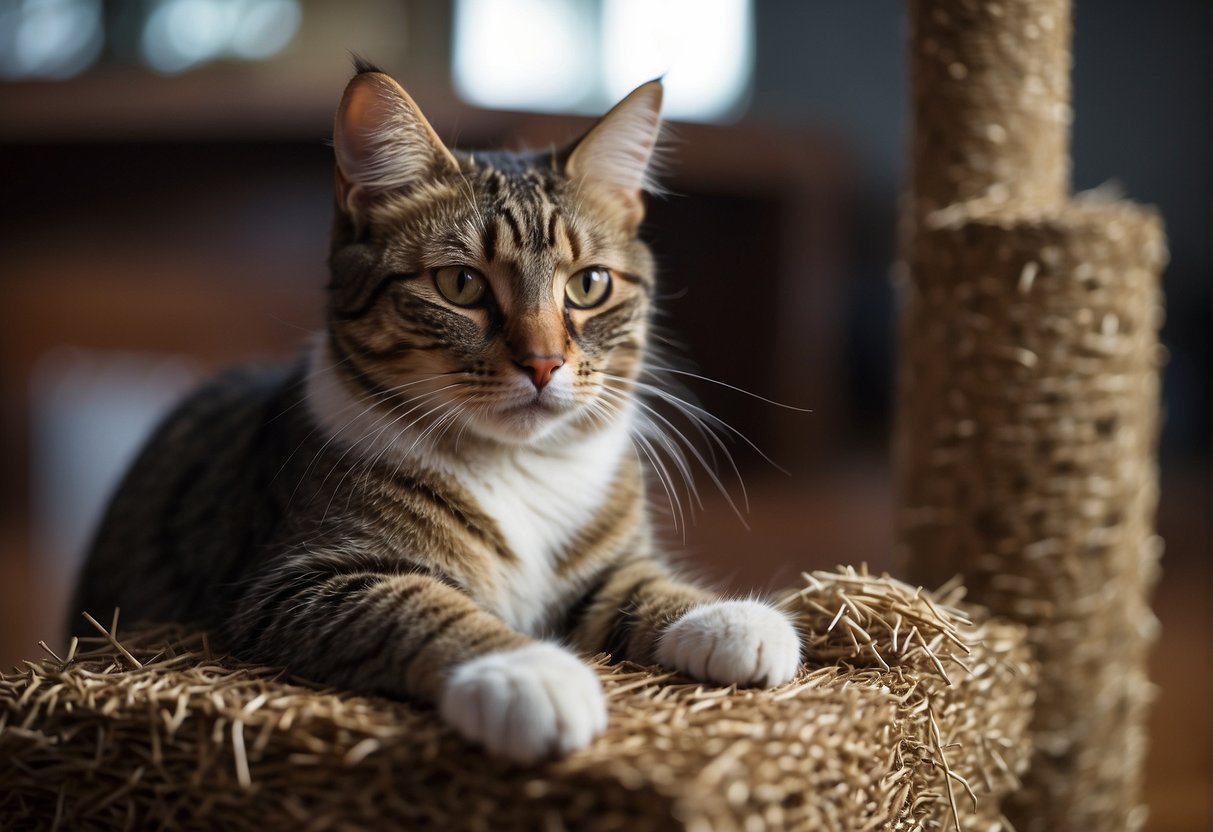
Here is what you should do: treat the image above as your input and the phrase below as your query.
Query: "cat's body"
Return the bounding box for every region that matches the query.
[72,65,801,762]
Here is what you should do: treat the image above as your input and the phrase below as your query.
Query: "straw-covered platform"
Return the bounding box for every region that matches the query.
[1,568,1034,831]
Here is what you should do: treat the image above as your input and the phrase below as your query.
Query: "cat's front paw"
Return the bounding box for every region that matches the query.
[439,642,607,763]
[657,599,801,687]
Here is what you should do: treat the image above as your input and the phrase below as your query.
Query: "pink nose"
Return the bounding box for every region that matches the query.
[517,354,564,391]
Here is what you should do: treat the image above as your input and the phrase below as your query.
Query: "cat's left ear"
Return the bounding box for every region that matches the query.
[563,80,664,229]
[333,68,460,221]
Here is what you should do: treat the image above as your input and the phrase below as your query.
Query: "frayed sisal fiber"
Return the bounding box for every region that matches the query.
[1,568,1034,831]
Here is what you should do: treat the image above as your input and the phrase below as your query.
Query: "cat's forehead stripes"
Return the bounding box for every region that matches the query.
[462,161,584,312]
[366,154,650,287]
[473,162,569,259]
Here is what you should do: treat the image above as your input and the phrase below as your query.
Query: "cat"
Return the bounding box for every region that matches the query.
[70,61,802,763]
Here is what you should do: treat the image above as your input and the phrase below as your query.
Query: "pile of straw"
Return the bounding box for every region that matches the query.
[1,568,1033,831]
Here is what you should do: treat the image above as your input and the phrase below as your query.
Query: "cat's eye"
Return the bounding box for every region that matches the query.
[565,267,612,309]
[434,266,488,307]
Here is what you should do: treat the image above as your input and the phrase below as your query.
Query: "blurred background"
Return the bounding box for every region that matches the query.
[0,0,1208,827]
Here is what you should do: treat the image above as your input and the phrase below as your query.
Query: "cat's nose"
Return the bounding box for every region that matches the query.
[516,354,564,391]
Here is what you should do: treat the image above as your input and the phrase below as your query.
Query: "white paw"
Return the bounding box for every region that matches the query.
[439,642,607,763]
[657,600,801,687]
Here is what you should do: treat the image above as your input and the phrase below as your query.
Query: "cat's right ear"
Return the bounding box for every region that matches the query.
[563,80,664,230]
[333,69,459,221]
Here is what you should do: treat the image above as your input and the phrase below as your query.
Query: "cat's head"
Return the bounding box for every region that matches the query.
[323,64,662,447]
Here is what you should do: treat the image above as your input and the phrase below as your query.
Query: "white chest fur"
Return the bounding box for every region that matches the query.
[453,425,632,634]
[306,341,634,636]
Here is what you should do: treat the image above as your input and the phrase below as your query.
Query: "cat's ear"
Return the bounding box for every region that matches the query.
[563,80,664,228]
[333,67,459,220]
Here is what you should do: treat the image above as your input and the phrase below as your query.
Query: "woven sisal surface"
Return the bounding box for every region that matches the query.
[908,0,1072,216]
[895,197,1166,831]
[899,0,1166,827]
[1,569,1034,831]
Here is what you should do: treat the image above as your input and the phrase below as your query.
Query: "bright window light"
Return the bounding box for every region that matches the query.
[453,0,597,113]
[229,0,302,60]
[0,0,104,80]
[602,0,752,122]
[452,0,753,122]
[140,0,301,75]
[141,0,231,74]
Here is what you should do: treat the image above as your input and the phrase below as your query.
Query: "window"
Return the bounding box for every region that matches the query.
[0,0,302,79]
[453,0,753,122]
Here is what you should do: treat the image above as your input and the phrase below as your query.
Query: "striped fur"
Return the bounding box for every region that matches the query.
[72,67,800,762]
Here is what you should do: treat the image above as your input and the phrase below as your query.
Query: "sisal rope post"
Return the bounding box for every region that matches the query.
[897,1,1167,829]
[908,0,1071,216]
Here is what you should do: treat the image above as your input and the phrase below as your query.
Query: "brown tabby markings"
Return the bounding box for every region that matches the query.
[72,69,715,719]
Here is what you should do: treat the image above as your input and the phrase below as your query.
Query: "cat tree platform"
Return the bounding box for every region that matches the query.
[1,569,1034,831]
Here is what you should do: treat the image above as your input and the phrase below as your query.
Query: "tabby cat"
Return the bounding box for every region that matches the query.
[72,63,801,762]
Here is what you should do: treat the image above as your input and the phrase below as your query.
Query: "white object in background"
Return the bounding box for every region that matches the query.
[453,0,596,113]
[452,0,752,123]
[30,348,199,578]
[602,0,752,122]
[140,0,302,74]
[0,0,104,80]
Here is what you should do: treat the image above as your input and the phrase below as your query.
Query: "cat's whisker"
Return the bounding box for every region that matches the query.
[374,402,466,497]
[580,398,618,435]
[630,418,688,537]
[596,400,684,533]
[354,389,479,484]
[643,366,813,413]
[606,371,786,479]
[598,384,727,518]
[310,383,466,510]
[595,386,698,512]
[579,395,685,534]
[270,359,464,428]
[432,401,473,451]
[451,396,495,453]
[603,375,741,501]
[326,376,467,435]
[637,412,704,516]
[595,387,697,532]
[265,353,361,426]
[299,384,457,501]
[452,401,484,453]
[640,393,747,517]
[405,398,470,456]
[324,394,467,521]
[277,372,465,497]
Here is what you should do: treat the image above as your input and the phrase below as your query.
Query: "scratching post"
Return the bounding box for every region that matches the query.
[910,0,1072,214]
[897,1,1167,829]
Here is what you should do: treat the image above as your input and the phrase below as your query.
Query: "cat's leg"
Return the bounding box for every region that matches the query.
[569,558,802,687]
[230,563,606,762]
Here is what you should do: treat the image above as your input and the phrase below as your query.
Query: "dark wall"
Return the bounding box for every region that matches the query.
[750,0,1212,459]
[1070,0,1211,457]
[749,3,905,439]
